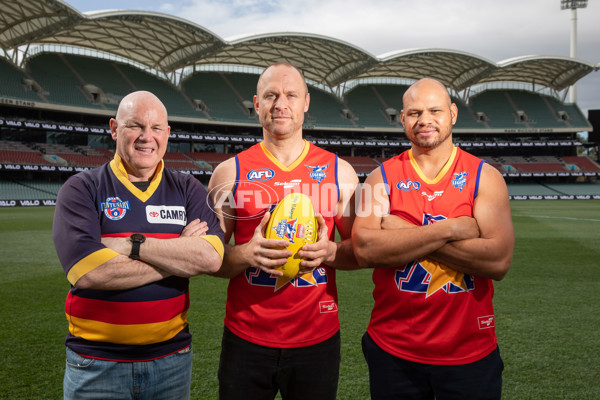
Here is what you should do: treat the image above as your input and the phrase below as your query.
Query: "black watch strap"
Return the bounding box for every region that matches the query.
[129,233,146,260]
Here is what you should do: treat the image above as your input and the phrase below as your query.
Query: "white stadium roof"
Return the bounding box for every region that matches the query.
[0,0,597,94]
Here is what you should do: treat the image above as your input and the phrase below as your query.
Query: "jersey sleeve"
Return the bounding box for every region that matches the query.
[185,176,225,257]
[52,174,119,285]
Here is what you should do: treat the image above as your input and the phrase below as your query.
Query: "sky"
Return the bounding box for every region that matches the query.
[66,0,600,116]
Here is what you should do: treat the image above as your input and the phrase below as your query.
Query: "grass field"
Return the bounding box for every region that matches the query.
[1,201,599,399]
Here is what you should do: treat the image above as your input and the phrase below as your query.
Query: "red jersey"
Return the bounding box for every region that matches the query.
[226,141,340,348]
[368,146,498,365]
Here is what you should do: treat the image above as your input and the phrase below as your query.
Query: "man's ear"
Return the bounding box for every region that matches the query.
[109,118,118,141]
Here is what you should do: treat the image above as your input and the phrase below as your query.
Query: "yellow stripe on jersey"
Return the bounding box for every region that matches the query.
[67,311,189,345]
[109,153,164,203]
[408,146,458,185]
[260,140,310,171]
[67,248,120,285]
[199,234,225,259]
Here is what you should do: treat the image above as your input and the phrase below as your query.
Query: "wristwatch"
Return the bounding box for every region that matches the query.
[129,233,146,260]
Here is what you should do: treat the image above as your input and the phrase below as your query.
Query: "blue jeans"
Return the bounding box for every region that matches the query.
[63,346,192,400]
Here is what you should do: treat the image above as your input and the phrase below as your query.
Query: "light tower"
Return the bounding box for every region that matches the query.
[561,0,588,103]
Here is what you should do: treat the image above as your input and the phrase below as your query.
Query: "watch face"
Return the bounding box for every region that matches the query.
[130,233,146,243]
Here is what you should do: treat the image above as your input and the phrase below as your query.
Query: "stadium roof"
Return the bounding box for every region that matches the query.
[0,0,597,93]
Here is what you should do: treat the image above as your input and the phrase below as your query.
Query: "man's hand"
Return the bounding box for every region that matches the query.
[297,214,332,275]
[180,218,208,237]
[381,214,480,242]
[242,211,292,277]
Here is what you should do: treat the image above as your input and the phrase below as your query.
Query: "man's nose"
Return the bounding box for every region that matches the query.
[138,126,151,138]
[274,96,288,109]
[418,112,432,125]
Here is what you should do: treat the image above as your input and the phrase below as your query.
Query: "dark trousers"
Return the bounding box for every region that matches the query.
[218,326,340,400]
[362,332,504,400]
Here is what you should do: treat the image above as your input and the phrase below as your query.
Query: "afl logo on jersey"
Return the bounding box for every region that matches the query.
[247,168,275,182]
[100,197,130,221]
[397,179,421,191]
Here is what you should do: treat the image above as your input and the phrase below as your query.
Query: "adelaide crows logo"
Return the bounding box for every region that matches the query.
[100,197,130,221]
[273,218,298,243]
[305,164,328,184]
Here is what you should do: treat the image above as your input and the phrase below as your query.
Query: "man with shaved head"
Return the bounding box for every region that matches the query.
[353,78,515,399]
[208,62,359,400]
[53,91,224,399]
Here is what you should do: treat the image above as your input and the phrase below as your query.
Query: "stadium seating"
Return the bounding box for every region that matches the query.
[452,99,483,129]
[545,182,600,195]
[27,53,103,108]
[0,150,49,165]
[509,91,567,129]
[220,73,257,104]
[185,152,232,169]
[344,85,396,127]
[163,160,201,171]
[305,89,355,128]
[469,90,520,128]
[544,96,592,129]
[182,72,254,122]
[562,156,600,172]
[338,155,380,175]
[0,59,43,102]
[116,63,195,117]
[0,181,60,200]
[60,54,132,110]
[508,182,600,196]
[507,183,560,196]
[0,53,591,133]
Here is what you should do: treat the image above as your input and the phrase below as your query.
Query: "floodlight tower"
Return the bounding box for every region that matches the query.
[561,0,588,103]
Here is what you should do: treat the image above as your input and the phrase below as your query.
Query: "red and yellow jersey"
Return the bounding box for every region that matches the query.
[53,154,224,361]
[368,146,498,365]
[226,140,340,348]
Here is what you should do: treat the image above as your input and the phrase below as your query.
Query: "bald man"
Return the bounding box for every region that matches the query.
[352,78,514,399]
[208,62,359,400]
[53,91,224,399]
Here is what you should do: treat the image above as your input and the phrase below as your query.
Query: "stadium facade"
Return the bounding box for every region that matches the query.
[1,0,599,206]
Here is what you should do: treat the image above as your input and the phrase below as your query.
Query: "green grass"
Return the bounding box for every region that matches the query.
[1,201,599,399]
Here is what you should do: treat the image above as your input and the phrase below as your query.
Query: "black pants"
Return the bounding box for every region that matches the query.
[218,326,341,400]
[362,332,504,400]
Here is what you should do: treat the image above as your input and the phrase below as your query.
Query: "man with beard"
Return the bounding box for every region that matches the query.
[352,78,515,400]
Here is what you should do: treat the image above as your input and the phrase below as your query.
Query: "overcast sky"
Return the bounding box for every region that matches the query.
[66,0,599,115]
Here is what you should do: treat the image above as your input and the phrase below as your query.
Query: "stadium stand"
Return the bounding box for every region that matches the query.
[345,85,400,127]
[562,156,600,173]
[305,88,356,128]
[0,1,597,204]
[182,72,254,122]
[0,141,49,165]
[116,63,195,117]
[60,54,133,110]
[338,156,380,175]
[469,90,522,128]
[27,53,103,109]
[185,152,231,170]
[0,59,43,102]
[508,182,600,197]
[0,181,61,200]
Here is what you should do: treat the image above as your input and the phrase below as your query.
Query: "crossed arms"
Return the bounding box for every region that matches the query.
[352,163,515,281]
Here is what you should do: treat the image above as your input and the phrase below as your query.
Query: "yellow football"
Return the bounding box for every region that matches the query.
[265,192,318,279]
